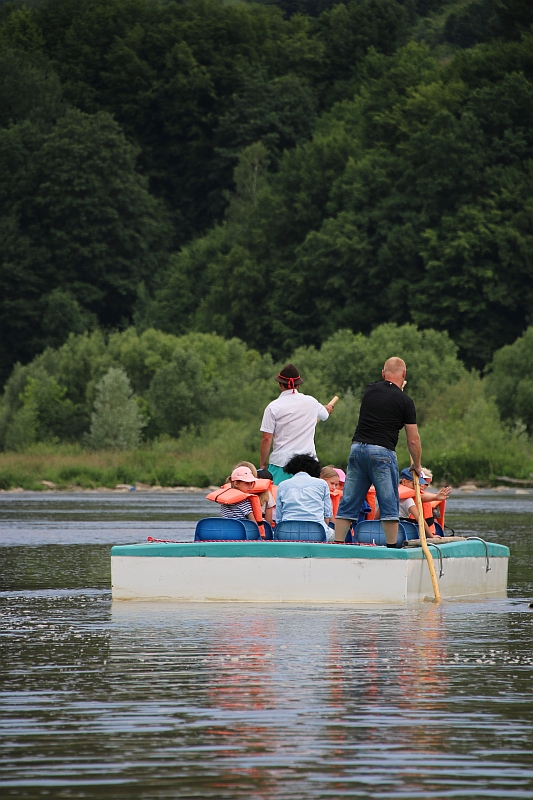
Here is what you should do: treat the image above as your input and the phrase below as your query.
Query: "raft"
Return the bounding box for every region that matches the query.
[111,538,509,603]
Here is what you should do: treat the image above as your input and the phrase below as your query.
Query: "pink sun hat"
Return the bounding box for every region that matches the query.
[334,468,346,483]
[231,466,256,483]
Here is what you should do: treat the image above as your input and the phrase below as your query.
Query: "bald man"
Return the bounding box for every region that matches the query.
[334,357,422,547]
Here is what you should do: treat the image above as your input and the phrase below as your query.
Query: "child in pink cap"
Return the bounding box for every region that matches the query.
[334,467,346,485]
[220,466,257,521]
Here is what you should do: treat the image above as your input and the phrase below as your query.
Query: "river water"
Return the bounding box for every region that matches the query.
[1,491,532,799]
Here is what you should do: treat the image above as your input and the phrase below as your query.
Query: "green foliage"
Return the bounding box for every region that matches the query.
[410,391,533,483]
[314,0,411,98]
[0,47,63,127]
[290,323,467,405]
[148,351,212,438]
[0,321,469,455]
[2,0,533,406]
[485,326,533,434]
[2,368,84,451]
[89,367,145,450]
[33,0,325,239]
[148,36,533,368]
[0,107,170,384]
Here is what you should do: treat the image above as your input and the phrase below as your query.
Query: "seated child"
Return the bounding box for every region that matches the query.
[420,466,449,525]
[220,466,257,522]
[320,465,343,527]
[320,465,341,493]
[399,467,452,537]
[234,461,275,524]
[334,468,346,486]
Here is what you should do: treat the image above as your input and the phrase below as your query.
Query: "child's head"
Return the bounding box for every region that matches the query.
[320,465,340,492]
[334,468,346,484]
[421,467,433,484]
[231,466,256,493]
[235,460,258,478]
[399,467,428,488]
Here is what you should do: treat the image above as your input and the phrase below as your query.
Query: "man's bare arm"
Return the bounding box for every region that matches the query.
[260,432,273,469]
[405,424,422,475]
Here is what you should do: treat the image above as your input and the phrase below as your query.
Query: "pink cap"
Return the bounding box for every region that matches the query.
[334,468,346,483]
[231,466,256,483]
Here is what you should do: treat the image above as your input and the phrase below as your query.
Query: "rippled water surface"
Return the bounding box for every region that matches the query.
[1,491,532,799]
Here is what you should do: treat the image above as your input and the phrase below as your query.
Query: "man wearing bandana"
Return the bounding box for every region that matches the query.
[259,364,335,486]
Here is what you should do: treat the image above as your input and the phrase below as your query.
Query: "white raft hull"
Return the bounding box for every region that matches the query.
[111,540,509,603]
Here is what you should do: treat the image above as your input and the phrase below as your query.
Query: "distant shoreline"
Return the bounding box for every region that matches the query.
[1,485,530,495]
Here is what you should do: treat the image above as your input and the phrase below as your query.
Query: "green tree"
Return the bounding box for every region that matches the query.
[485,326,533,434]
[1,367,85,450]
[0,108,170,385]
[148,350,214,437]
[314,0,410,98]
[491,0,533,41]
[0,47,63,128]
[214,72,317,171]
[152,38,533,367]
[34,0,324,241]
[89,367,145,450]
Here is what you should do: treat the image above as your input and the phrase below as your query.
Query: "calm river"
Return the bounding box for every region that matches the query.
[1,491,532,799]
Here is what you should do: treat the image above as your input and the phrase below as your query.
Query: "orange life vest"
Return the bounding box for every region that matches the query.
[425,497,446,531]
[365,486,414,519]
[366,484,436,532]
[329,488,343,519]
[366,486,376,519]
[216,478,273,496]
[206,484,269,537]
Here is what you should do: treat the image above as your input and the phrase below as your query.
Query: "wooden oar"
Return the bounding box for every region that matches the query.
[318,396,338,424]
[412,462,441,603]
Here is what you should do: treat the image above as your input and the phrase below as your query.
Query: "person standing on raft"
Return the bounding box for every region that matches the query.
[334,357,422,547]
[259,364,335,486]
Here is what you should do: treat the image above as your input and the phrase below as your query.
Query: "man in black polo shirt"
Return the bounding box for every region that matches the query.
[334,357,422,547]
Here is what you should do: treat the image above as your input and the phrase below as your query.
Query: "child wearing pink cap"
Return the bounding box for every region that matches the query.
[220,466,257,521]
[334,468,346,484]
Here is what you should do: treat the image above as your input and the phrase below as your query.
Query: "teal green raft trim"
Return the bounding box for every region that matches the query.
[111,540,509,560]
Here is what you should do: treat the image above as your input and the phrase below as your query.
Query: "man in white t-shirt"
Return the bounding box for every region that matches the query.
[259,364,334,485]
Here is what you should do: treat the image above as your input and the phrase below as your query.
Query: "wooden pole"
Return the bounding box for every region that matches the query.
[412,463,441,603]
[328,395,339,407]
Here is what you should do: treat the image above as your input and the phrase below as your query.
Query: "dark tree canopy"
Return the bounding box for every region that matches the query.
[1,0,533,387]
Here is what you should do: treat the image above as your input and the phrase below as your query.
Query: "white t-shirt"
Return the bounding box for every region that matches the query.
[261,491,276,514]
[399,497,415,518]
[260,390,329,467]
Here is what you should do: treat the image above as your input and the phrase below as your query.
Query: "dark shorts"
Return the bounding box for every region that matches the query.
[337,442,399,522]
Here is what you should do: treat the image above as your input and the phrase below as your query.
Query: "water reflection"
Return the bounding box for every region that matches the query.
[1,492,533,798]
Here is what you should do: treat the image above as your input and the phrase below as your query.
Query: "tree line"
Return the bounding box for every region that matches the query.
[1,0,532,389]
[1,321,531,455]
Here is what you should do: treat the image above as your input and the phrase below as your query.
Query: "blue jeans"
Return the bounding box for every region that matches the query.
[337,443,399,522]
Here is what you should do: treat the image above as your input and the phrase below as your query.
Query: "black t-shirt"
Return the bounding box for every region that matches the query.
[352,381,417,451]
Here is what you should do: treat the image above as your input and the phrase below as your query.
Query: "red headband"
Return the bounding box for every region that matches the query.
[282,375,300,393]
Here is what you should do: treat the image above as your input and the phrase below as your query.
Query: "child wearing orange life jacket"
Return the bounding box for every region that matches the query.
[398,468,452,536]
[219,466,258,522]
[320,465,343,523]
[420,466,448,527]
[232,461,275,524]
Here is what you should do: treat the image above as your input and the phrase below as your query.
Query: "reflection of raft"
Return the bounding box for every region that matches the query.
[111,537,509,603]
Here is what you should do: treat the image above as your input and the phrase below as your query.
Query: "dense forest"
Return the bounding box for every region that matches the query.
[1,0,533,479]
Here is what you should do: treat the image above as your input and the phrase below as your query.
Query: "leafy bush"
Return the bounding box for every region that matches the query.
[88,368,145,450]
[485,326,533,434]
[148,350,212,437]
[2,367,85,450]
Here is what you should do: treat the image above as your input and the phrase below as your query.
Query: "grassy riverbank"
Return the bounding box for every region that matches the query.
[0,421,254,491]
[2,403,533,490]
